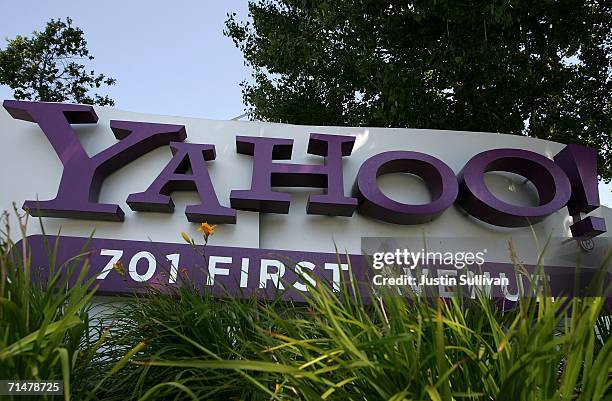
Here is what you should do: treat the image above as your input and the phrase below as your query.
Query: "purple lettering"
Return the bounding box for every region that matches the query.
[127,142,236,223]
[352,151,459,224]
[230,134,357,215]
[554,144,606,238]
[457,148,571,227]
[3,100,186,221]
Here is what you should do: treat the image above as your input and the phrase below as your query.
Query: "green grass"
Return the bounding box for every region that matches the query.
[84,257,611,400]
[0,210,101,401]
[0,212,610,400]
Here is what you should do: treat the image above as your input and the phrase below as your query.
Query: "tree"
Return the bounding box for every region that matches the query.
[0,17,116,106]
[225,1,611,181]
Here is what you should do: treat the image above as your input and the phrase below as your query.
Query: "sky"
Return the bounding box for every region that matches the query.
[0,0,610,207]
[0,0,251,119]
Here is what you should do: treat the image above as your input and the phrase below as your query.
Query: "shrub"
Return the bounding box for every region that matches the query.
[89,255,611,400]
[0,210,98,401]
[1,213,609,400]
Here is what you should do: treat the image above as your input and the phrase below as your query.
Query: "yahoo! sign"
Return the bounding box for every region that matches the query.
[3,100,606,239]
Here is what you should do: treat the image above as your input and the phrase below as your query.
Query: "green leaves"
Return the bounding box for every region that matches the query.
[81,255,612,400]
[0,317,82,360]
[1,210,609,399]
[226,0,612,181]
[0,17,116,106]
[0,211,100,401]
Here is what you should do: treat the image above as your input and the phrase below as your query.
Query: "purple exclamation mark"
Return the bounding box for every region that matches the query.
[554,144,607,239]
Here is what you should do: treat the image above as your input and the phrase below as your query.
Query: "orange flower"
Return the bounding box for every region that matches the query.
[113,260,125,276]
[197,222,217,238]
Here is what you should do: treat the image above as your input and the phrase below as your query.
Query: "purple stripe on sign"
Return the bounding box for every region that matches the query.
[18,235,365,300]
[13,235,610,301]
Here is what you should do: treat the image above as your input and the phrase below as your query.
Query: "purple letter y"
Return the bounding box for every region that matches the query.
[3,101,186,221]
